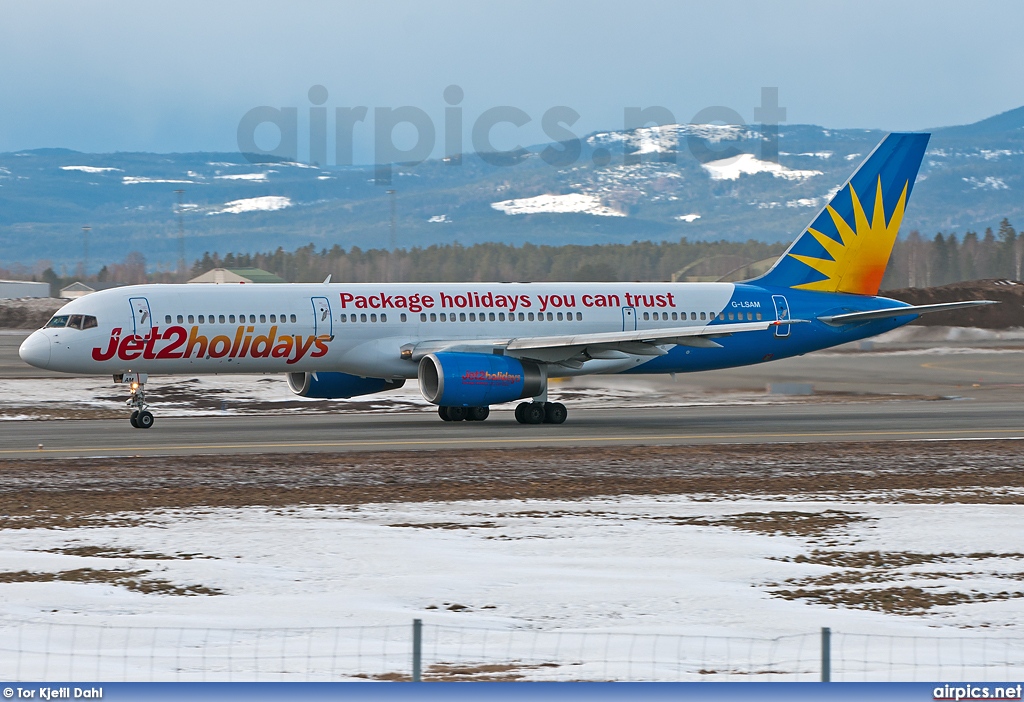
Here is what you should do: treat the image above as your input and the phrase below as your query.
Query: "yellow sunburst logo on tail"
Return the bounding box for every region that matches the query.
[789,177,909,296]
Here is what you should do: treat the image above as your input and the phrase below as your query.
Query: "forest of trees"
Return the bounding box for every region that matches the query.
[8,219,1022,294]
[186,218,1024,289]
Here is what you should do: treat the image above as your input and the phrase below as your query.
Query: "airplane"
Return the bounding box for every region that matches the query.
[19,132,994,429]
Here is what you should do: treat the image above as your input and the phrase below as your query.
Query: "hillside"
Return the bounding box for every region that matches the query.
[1,108,1023,268]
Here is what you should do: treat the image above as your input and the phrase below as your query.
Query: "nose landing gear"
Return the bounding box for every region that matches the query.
[116,373,154,429]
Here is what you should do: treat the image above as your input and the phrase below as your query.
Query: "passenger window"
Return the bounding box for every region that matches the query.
[499,312,506,321]
[164,315,172,324]
[219,315,226,323]
[188,315,195,324]
[459,313,466,322]
[728,312,734,320]
[229,315,235,323]
[643,312,649,320]
[259,314,266,323]
[176,315,184,323]
[370,313,377,322]
[83,315,98,329]
[420,313,427,322]
[400,313,407,322]
[468,312,475,321]
[340,314,347,322]
[431,313,437,322]
[248,315,255,323]
[381,313,387,322]
[360,314,367,322]
[518,312,525,321]
[576,312,582,321]
[556,312,563,321]
[700,312,707,320]
[290,314,296,323]
[268,315,275,323]
[439,313,445,321]
[545,312,551,321]
[756,312,762,320]
[198,315,205,323]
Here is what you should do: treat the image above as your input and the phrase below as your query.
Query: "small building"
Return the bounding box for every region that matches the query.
[59,281,123,299]
[0,280,50,299]
[188,267,287,284]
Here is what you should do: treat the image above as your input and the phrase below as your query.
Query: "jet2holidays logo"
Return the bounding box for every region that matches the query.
[237,85,788,183]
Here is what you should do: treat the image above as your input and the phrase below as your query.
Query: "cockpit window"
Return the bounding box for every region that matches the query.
[44,314,97,330]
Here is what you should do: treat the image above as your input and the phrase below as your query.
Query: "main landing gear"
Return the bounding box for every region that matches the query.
[438,405,490,422]
[515,401,567,425]
[116,373,154,430]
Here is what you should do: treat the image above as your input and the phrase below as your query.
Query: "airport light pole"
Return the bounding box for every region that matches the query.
[81,226,90,280]
[175,189,186,282]
[387,189,396,282]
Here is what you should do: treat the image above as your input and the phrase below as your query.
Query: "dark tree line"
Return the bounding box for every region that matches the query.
[7,218,1020,294]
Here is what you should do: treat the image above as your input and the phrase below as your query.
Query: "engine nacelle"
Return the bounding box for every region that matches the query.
[418,352,544,407]
[287,372,405,399]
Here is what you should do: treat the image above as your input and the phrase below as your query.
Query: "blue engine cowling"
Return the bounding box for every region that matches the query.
[418,352,544,407]
[287,372,406,399]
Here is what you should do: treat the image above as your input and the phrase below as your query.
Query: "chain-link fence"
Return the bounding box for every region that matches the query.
[1,619,1022,682]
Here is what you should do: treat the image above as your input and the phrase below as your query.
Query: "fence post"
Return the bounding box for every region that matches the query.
[412,618,422,682]
[821,627,831,682]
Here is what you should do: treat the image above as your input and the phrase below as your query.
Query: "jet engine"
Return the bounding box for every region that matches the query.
[287,372,405,399]
[417,352,544,407]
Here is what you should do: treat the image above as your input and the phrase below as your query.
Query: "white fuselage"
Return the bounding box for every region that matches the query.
[23,281,740,378]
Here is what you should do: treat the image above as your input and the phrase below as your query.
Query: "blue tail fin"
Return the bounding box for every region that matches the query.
[752,132,929,296]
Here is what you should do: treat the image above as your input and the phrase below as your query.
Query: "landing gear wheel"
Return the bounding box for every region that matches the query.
[136,411,154,429]
[468,406,490,422]
[543,402,567,425]
[129,410,139,428]
[516,402,545,425]
[439,406,453,421]
[446,406,467,422]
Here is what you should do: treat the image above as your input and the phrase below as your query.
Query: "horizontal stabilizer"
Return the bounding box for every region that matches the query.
[817,300,998,326]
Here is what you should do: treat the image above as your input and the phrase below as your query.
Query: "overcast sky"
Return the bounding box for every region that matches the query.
[1,0,1022,162]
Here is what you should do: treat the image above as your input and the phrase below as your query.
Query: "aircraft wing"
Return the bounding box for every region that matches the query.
[405,318,806,365]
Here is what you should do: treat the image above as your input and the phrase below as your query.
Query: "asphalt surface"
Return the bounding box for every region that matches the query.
[2,329,1024,459]
[0,401,1021,460]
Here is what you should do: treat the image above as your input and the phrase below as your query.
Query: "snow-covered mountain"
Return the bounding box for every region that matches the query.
[1,107,1023,268]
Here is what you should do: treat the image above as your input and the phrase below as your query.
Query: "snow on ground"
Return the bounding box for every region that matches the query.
[214,172,270,181]
[122,176,196,185]
[491,193,625,217]
[0,374,878,421]
[963,176,1009,190]
[209,196,293,215]
[60,166,123,173]
[1,499,1022,680]
[702,153,823,181]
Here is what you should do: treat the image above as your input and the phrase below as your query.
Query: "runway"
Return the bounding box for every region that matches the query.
[3,400,1022,459]
[3,329,1024,459]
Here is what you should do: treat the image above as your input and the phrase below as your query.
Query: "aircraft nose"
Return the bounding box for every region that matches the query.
[19,331,51,369]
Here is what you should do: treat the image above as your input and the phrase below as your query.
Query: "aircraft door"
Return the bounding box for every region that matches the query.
[772,295,791,338]
[129,297,152,338]
[311,296,333,338]
[622,306,637,331]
